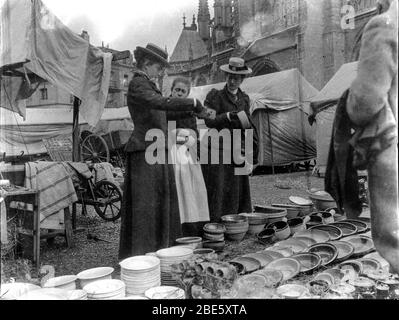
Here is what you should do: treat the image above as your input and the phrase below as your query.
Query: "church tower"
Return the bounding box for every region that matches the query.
[198,0,211,41]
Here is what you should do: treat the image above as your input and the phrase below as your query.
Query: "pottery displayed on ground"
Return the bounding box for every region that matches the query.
[321,211,335,224]
[314,273,335,286]
[267,245,294,257]
[341,219,369,233]
[323,268,345,284]
[277,284,310,299]
[341,235,375,257]
[144,286,185,299]
[221,214,249,242]
[338,260,364,277]
[266,258,301,282]
[309,224,342,241]
[119,255,161,295]
[305,215,323,228]
[306,243,338,266]
[292,252,322,273]
[329,222,358,237]
[193,248,215,256]
[257,228,275,245]
[243,252,274,268]
[83,279,126,300]
[289,196,313,206]
[307,190,336,211]
[77,267,114,288]
[175,237,202,249]
[274,238,307,254]
[329,241,355,262]
[330,283,356,296]
[293,236,317,247]
[293,229,330,243]
[239,212,269,235]
[43,275,77,290]
[230,257,261,274]
[357,258,381,275]
[266,220,291,240]
[262,250,285,260]
[0,282,41,300]
[203,223,226,234]
[156,247,193,286]
[253,205,287,223]
[202,240,225,251]
[271,203,302,219]
[287,217,306,235]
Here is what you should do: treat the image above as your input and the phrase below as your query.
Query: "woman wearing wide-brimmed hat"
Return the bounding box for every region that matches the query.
[118,43,206,259]
[201,57,259,222]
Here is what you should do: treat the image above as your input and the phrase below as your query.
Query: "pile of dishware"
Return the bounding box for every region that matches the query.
[202,223,226,251]
[221,214,249,242]
[83,279,126,300]
[120,255,161,295]
[43,275,77,290]
[156,246,193,286]
[76,267,114,288]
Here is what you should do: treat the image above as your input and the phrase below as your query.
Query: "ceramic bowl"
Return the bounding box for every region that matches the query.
[341,219,369,233]
[221,214,248,224]
[287,218,305,235]
[289,196,313,206]
[202,240,225,252]
[175,237,202,249]
[268,246,294,257]
[275,238,308,254]
[305,215,323,228]
[253,269,283,288]
[271,204,301,219]
[266,221,291,241]
[266,258,301,282]
[193,248,215,256]
[306,243,338,266]
[247,223,267,235]
[257,228,275,245]
[277,284,310,299]
[314,273,335,286]
[225,231,247,242]
[77,267,114,288]
[229,261,245,275]
[330,283,356,295]
[238,212,269,225]
[293,236,317,247]
[308,191,336,211]
[329,222,358,237]
[43,275,77,290]
[243,252,274,268]
[262,250,285,260]
[231,257,261,274]
[293,229,330,243]
[341,235,374,257]
[307,280,330,295]
[0,283,41,300]
[309,224,343,241]
[322,268,345,285]
[339,260,364,275]
[321,211,335,224]
[358,258,381,275]
[292,252,322,273]
[253,205,287,223]
[203,232,224,241]
[203,223,226,234]
[329,241,355,262]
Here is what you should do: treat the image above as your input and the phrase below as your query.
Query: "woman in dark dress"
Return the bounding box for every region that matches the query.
[201,57,258,222]
[118,44,205,259]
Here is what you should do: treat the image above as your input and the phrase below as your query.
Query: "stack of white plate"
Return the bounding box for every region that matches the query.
[120,255,161,295]
[83,279,126,300]
[156,247,193,286]
[67,289,88,300]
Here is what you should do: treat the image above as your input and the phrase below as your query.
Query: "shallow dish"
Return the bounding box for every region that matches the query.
[293,236,317,247]
[253,205,287,222]
[119,255,160,271]
[229,261,246,275]
[243,252,274,268]
[77,267,114,287]
[309,225,343,241]
[271,204,301,219]
[338,260,363,275]
[83,279,125,296]
[239,212,269,225]
[267,246,294,257]
[292,252,322,273]
[266,258,301,282]
[231,257,261,273]
[144,286,185,299]
[253,269,283,288]
[276,284,309,299]
[17,288,70,300]
[341,235,374,257]
[262,250,285,260]
[314,273,335,286]
[221,214,248,223]
[0,283,41,300]
[329,222,358,237]
[274,238,307,254]
[323,268,345,284]
[43,275,77,290]
[341,219,368,233]
[329,241,355,262]
[306,243,338,266]
[293,229,330,243]
[176,237,202,248]
[288,196,313,206]
[349,277,376,291]
[156,246,193,258]
[358,258,381,275]
[330,283,356,295]
[257,228,275,245]
[236,274,268,289]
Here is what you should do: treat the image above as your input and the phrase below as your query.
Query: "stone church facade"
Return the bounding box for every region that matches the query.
[166,0,379,91]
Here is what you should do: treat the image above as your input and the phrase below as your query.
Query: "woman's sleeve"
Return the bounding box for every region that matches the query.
[128,77,196,112]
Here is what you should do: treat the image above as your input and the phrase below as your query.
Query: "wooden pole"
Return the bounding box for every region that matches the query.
[267,112,275,175]
[72,96,80,230]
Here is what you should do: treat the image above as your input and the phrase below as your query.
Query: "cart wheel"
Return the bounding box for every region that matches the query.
[93,180,122,221]
[80,133,110,163]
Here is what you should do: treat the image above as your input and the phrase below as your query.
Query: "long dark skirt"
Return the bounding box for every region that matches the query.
[118,151,182,260]
[201,162,252,223]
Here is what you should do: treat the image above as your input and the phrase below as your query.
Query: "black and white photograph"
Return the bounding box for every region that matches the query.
[0,0,398,304]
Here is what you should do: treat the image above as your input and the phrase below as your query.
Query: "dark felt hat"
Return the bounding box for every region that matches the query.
[134,43,170,67]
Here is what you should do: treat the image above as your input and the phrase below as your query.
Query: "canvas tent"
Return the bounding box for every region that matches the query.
[189,68,319,167]
[0,0,112,158]
[309,61,358,175]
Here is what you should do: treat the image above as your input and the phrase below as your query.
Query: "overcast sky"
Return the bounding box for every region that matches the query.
[42,0,213,54]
